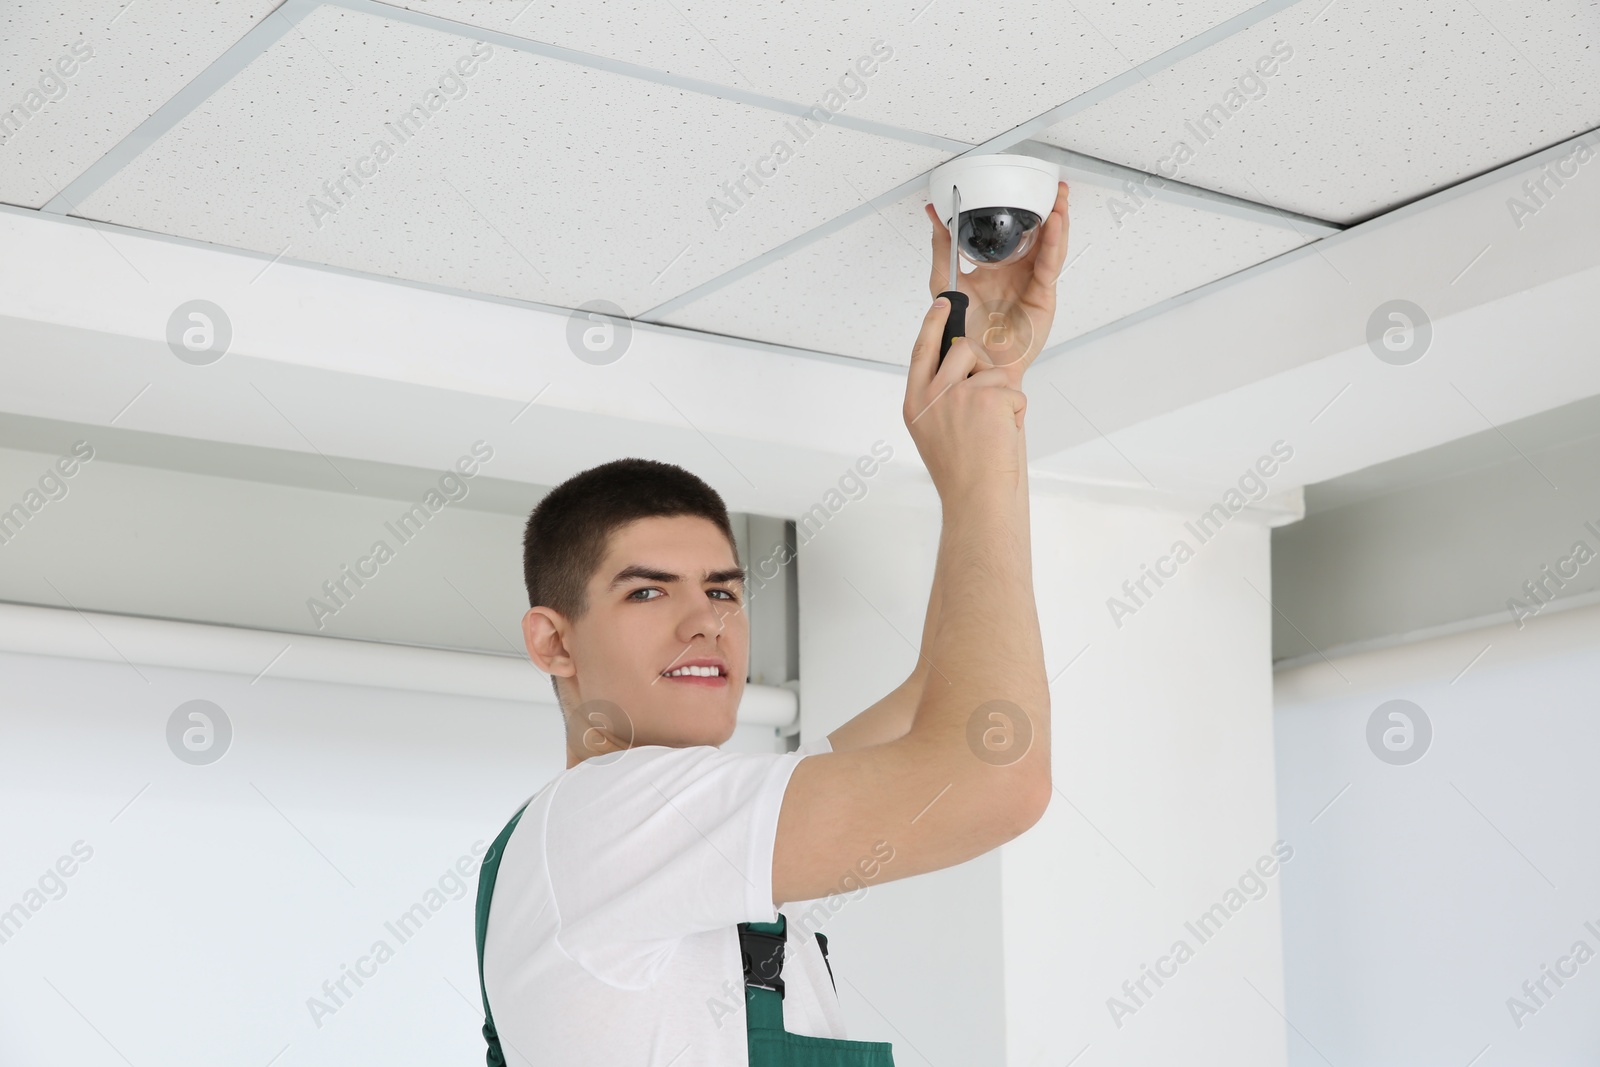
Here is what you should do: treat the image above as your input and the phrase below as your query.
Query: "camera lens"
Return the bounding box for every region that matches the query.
[957,208,1042,268]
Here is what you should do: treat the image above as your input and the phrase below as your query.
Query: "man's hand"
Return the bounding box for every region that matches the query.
[903,300,1029,497]
[924,180,1070,389]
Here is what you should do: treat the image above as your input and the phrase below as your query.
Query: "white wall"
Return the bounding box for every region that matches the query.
[0,619,789,1066]
[1274,598,1600,1065]
[0,648,556,1065]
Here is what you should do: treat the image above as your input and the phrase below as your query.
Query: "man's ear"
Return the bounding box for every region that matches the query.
[523,607,574,681]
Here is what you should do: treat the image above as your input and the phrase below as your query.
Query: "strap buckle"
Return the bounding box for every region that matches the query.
[738,921,787,999]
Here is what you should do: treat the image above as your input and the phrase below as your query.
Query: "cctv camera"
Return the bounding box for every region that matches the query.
[928,154,1060,269]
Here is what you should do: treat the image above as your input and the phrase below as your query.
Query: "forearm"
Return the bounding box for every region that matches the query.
[908,526,946,691]
[911,466,1049,786]
[827,432,1037,756]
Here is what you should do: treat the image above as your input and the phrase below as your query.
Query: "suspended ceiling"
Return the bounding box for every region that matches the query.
[4,0,1595,367]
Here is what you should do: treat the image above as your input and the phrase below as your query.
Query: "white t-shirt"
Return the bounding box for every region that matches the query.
[482,733,846,1066]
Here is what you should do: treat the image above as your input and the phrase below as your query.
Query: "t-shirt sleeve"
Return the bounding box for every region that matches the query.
[795,733,833,756]
[545,744,819,986]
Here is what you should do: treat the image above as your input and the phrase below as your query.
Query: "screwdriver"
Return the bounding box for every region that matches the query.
[937,184,968,366]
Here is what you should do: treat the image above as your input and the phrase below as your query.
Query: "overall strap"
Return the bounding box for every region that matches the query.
[476,801,532,1067]
[740,918,899,1065]
[739,912,841,1035]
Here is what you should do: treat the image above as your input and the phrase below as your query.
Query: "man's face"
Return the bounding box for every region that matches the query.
[528,514,748,755]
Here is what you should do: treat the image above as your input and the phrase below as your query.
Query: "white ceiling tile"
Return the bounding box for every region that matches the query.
[1037,0,1600,223]
[377,0,1265,143]
[662,194,940,366]
[659,182,1311,364]
[0,0,279,208]
[74,4,948,315]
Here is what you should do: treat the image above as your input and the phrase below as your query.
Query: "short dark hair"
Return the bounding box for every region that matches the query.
[522,458,739,709]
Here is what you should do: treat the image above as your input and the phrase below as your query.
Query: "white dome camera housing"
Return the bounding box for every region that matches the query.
[928,154,1060,270]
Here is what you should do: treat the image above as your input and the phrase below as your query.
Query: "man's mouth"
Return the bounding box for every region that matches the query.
[660,660,729,685]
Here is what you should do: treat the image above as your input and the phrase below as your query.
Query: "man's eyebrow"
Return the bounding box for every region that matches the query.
[609,565,677,589]
[608,564,746,589]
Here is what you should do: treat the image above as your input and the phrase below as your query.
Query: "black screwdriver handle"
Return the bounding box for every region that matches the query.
[937,290,968,365]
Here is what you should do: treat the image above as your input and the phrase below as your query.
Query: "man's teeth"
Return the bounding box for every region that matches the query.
[663,666,722,677]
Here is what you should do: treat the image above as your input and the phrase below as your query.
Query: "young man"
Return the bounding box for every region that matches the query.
[476,182,1070,1065]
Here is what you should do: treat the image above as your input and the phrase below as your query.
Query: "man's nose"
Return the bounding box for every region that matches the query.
[679,595,738,639]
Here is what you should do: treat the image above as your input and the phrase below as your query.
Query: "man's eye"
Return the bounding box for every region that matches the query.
[628,588,662,601]
[710,589,739,602]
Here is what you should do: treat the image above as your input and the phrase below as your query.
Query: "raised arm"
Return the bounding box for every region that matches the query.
[771,298,1052,906]
[823,180,1069,755]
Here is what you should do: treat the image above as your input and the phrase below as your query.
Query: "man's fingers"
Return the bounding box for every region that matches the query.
[959,368,1029,431]
[1031,181,1070,289]
[907,334,984,426]
[961,366,1014,392]
[933,334,983,392]
[953,369,1030,406]
[907,297,953,394]
[978,376,1028,429]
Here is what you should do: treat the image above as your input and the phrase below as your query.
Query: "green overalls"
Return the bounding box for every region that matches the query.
[475,801,897,1066]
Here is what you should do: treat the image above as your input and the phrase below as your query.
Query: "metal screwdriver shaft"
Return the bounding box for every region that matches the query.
[937,184,968,366]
